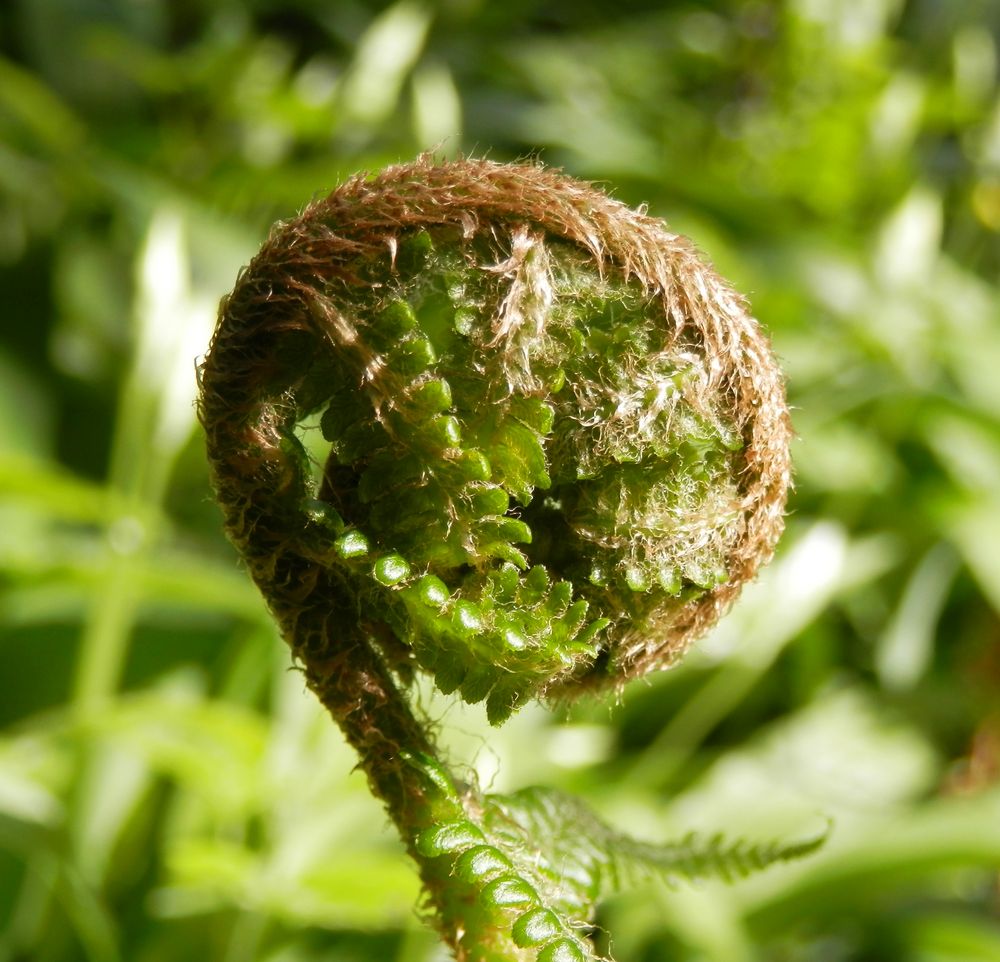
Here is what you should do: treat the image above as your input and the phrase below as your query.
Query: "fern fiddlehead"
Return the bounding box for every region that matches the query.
[199,158,796,961]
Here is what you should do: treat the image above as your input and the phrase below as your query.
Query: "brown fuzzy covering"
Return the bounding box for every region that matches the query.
[198,157,792,962]
[199,156,791,698]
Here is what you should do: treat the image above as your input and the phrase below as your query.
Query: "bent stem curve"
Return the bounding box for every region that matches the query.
[198,157,793,962]
[199,298,594,961]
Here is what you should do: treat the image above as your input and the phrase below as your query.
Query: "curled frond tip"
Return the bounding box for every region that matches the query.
[199,157,792,723]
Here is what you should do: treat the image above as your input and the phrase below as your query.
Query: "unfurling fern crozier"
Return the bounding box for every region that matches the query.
[199,158,795,962]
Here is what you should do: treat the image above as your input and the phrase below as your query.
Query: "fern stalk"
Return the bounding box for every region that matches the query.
[198,158,795,961]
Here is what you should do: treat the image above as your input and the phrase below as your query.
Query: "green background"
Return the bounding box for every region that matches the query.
[2,1,999,960]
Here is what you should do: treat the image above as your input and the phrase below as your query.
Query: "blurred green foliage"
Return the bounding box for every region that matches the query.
[1,1,999,960]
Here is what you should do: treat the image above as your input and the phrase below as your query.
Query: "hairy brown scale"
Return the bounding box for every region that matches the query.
[198,157,794,962]
[200,158,791,716]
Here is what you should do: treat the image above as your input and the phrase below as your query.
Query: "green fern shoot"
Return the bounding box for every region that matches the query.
[198,157,805,962]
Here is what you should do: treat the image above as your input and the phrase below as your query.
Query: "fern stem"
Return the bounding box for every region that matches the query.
[199,157,793,962]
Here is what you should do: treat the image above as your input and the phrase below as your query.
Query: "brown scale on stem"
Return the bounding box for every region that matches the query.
[198,157,792,962]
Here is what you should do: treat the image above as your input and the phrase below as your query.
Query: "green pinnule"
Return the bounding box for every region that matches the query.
[199,157,796,961]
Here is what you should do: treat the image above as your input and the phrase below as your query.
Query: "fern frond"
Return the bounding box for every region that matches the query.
[482,786,831,903]
[199,158,796,961]
[607,821,833,889]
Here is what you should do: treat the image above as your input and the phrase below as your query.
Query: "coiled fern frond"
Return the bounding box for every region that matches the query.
[199,157,796,962]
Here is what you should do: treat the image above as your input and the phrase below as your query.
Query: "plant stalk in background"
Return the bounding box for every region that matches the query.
[199,158,811,962]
